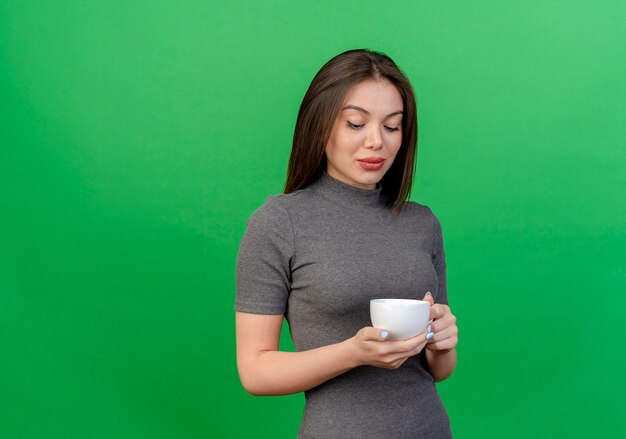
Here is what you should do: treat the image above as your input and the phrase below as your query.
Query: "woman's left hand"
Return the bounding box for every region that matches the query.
[422,292,458,353]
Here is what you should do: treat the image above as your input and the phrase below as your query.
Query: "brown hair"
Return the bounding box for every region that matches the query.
[284,48,418,214]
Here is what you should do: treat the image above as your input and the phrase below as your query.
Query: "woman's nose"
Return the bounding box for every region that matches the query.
[365,126,383,149]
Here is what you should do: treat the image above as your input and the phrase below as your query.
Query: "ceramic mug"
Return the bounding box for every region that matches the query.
[370,298,431,340]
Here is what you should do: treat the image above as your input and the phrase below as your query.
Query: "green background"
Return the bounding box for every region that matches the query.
[1,1,625,438]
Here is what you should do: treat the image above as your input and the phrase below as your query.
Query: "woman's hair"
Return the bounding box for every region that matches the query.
[284,48,418,213]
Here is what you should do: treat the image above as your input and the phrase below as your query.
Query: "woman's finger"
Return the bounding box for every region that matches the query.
[380,331,428,355]
[429,304,450,320]
[426,336,458,352]
[386,341,427,363]
[426,325,457,344]
[422,292,435,307]
[426,324,458,351]
[429,311,456,333]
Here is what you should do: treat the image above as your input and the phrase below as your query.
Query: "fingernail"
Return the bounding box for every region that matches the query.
[380,331,389,340]
[427,325,431,333]
[426,332,434,340]
[425,292,432,297]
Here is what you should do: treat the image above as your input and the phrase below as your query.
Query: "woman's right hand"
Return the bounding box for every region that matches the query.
[348,327,429,369]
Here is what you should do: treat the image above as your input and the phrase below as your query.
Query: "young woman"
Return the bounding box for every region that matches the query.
[235,49,458,438]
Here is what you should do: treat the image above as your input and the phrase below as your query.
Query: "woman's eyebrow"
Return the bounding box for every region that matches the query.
[341,105,403,118]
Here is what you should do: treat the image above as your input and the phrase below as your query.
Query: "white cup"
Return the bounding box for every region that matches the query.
[370,299,431,340]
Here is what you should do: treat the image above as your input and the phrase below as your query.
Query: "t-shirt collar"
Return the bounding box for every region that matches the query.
[315,170,385,209]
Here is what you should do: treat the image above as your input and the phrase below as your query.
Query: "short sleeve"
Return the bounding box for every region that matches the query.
[235,197,295,315]
[430,210,448,306]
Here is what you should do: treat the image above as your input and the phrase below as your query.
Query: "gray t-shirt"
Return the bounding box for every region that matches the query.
[235,170,452,439]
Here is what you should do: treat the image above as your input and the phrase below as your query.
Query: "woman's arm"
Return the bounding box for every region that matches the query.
[236,311,432,396]
[236,311,356,396]
[425,348,457,382]
[425,209,457,382]
[422,295,458,382]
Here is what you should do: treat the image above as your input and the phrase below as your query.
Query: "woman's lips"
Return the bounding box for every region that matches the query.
[357,159,385,170]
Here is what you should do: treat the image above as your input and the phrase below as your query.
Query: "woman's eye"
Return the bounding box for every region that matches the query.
[346,121,364,129]
[347,121,400,132]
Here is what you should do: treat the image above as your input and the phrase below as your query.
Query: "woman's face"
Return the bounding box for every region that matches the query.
[325,78,404,190]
